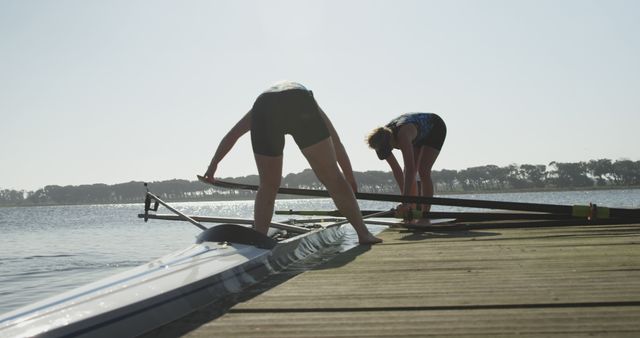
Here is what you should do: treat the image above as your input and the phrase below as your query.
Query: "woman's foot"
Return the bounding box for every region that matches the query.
[358,232,383,245]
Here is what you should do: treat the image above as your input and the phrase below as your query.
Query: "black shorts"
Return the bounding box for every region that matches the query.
[420,114,447,151]
[250,89,330,156]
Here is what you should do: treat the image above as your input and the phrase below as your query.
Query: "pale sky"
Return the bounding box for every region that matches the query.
[1,0,639,191]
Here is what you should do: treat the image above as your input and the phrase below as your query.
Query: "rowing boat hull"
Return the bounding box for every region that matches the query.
[0,224,345,338]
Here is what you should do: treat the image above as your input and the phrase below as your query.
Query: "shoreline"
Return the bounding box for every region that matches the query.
[2,185,639,208]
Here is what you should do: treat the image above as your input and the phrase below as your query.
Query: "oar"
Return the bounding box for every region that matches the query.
[285,217,346,224]
[404,217,640,231]
[276,209,578,221]
[325,209,394,228]
[200,177,640,219]
[276,210,347,217]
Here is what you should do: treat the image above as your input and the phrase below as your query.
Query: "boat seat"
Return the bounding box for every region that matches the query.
[196,224,277,249]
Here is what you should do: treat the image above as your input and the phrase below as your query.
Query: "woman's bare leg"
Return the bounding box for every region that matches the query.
[418,146,440,212]
[301,138,382,244]
[408,146,424,209]
[253,153,283,234]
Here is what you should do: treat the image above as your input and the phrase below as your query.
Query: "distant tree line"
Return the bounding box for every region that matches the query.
[1,159,638,207]
[431,159,640,192]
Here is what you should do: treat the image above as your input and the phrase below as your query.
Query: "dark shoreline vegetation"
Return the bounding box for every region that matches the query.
[1,159,639,207]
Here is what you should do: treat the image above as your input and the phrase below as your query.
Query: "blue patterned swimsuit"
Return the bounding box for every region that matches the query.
[386,113,447,150]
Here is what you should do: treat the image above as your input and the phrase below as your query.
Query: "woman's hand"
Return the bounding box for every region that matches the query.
[394,203,411,218]
[394,203,422,220]
[203,163,217,183]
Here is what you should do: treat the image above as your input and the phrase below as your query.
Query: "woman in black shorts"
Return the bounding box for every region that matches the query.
[366,113,447,214]
[204,81,382,245]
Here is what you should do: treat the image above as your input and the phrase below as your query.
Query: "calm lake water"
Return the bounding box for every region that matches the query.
[1,189,639,314]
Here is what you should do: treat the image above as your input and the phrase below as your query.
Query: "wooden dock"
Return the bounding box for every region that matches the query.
[149,221,640,337]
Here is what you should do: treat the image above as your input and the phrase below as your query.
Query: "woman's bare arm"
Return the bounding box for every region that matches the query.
[396,124,418,197]
[204,111,251,180]
[386,153,404,193]
[318,107,358,192]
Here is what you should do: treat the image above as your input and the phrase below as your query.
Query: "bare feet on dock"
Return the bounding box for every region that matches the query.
[359,232,383,245]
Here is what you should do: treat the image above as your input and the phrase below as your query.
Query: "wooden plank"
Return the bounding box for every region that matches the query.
[152,222,640,337]
[184,308,640,337]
